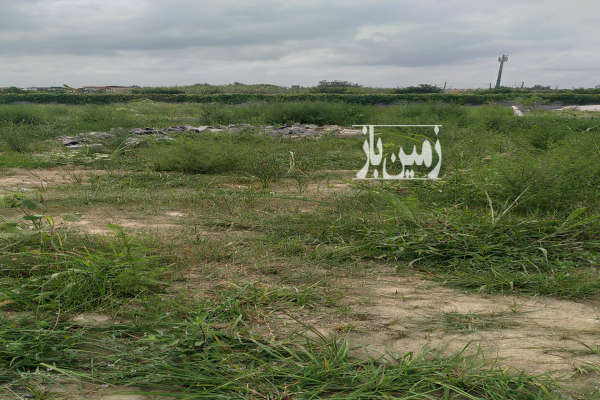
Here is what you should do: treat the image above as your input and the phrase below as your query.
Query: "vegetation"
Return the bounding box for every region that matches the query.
[393,84,443,94]
[3,83,600,104]
[1,101,599,398]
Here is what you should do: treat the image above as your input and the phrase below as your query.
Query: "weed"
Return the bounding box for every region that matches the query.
[2,298,561,399]
[423,311,520,333]
[0,222,168,314]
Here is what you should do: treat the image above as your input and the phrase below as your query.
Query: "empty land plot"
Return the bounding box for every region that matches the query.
[1,102,599,399]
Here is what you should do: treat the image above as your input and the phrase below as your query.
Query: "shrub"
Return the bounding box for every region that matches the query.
[393,84,443,94]
[0,225,166,313]
[0,106,43,125]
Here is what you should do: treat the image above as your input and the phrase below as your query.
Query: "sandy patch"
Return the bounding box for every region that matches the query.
[165,211,186,217]
[270,180,353,196]
[304,182,352,194]
[45,383,149,400]
[221,183,250,190]
[0,168,109,190]
[556,105,600,112]
[51,211,184,235]
[283,274,600,377]
[72,313,113,326]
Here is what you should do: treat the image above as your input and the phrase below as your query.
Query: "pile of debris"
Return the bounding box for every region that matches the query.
[57,131,116,148]
[56,124,362,148]
[264,124,361,137]
[130,126,210,135]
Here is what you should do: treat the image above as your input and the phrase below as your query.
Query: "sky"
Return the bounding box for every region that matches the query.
[0,0,598,88]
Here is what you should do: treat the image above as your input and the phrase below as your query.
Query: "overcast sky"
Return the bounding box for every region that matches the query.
[0,0,598,88]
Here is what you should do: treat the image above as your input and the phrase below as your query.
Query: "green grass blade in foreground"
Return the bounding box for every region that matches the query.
[1,302,561,399]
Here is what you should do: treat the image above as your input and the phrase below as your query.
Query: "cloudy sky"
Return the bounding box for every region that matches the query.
[0,0,598,88]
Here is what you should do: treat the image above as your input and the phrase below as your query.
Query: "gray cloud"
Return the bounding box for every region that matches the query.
[0,0,598,87]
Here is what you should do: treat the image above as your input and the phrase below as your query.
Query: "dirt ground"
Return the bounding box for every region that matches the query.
[300,274,600,375]
[556,105,600,112]
[3,167,599,397]
[0,167,110,190]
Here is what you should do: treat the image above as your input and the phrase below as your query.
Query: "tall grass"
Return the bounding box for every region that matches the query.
[136,132,363,179]
[0,223,168,314]
[0,220,562,399]
[1,295,560,399]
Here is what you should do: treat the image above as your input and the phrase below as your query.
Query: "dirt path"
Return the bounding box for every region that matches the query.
[284,273,600,378]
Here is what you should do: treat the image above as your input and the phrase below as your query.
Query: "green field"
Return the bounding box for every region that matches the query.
[1,101,599,399]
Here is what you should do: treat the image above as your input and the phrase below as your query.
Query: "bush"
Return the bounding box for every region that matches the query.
[0,106,43,125]
[393,84,443,94]
[133,87,185,94]
[262,102,366,125]
[145,134,291,187]
[137,132,361,184]
[0,225,166,313]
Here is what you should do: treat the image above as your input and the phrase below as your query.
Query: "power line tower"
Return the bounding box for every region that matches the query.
[495,54,508,89]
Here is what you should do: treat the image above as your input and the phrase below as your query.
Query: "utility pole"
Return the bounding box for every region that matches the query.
[495,54,508,89]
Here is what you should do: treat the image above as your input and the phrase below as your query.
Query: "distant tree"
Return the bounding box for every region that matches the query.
[312,80,361,93]
[393,84,442,94]
[530,84,551,91]
[1,86,24,93]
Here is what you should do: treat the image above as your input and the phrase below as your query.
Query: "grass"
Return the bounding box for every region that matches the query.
[0,222,170,315]
[1,102,600,398]
[4,84,600,106]
[2,304,561,399]
[0,225,561,399]
[421,311,521,334]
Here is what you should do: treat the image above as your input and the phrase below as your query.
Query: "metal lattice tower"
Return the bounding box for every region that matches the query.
[495,54,509,89]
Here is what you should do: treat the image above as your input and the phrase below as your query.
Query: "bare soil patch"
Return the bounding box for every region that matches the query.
[285,273,600,377]
[271,179,353,197]
[71,313,113,327]
[0,167,109,190]
[557,105,600,112]
[45,382,149,400]
[52,210,185,235]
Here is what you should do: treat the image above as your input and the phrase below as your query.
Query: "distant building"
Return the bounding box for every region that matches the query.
[82,86,132,93]
[25,87,68,92]
[317,80,359,88]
